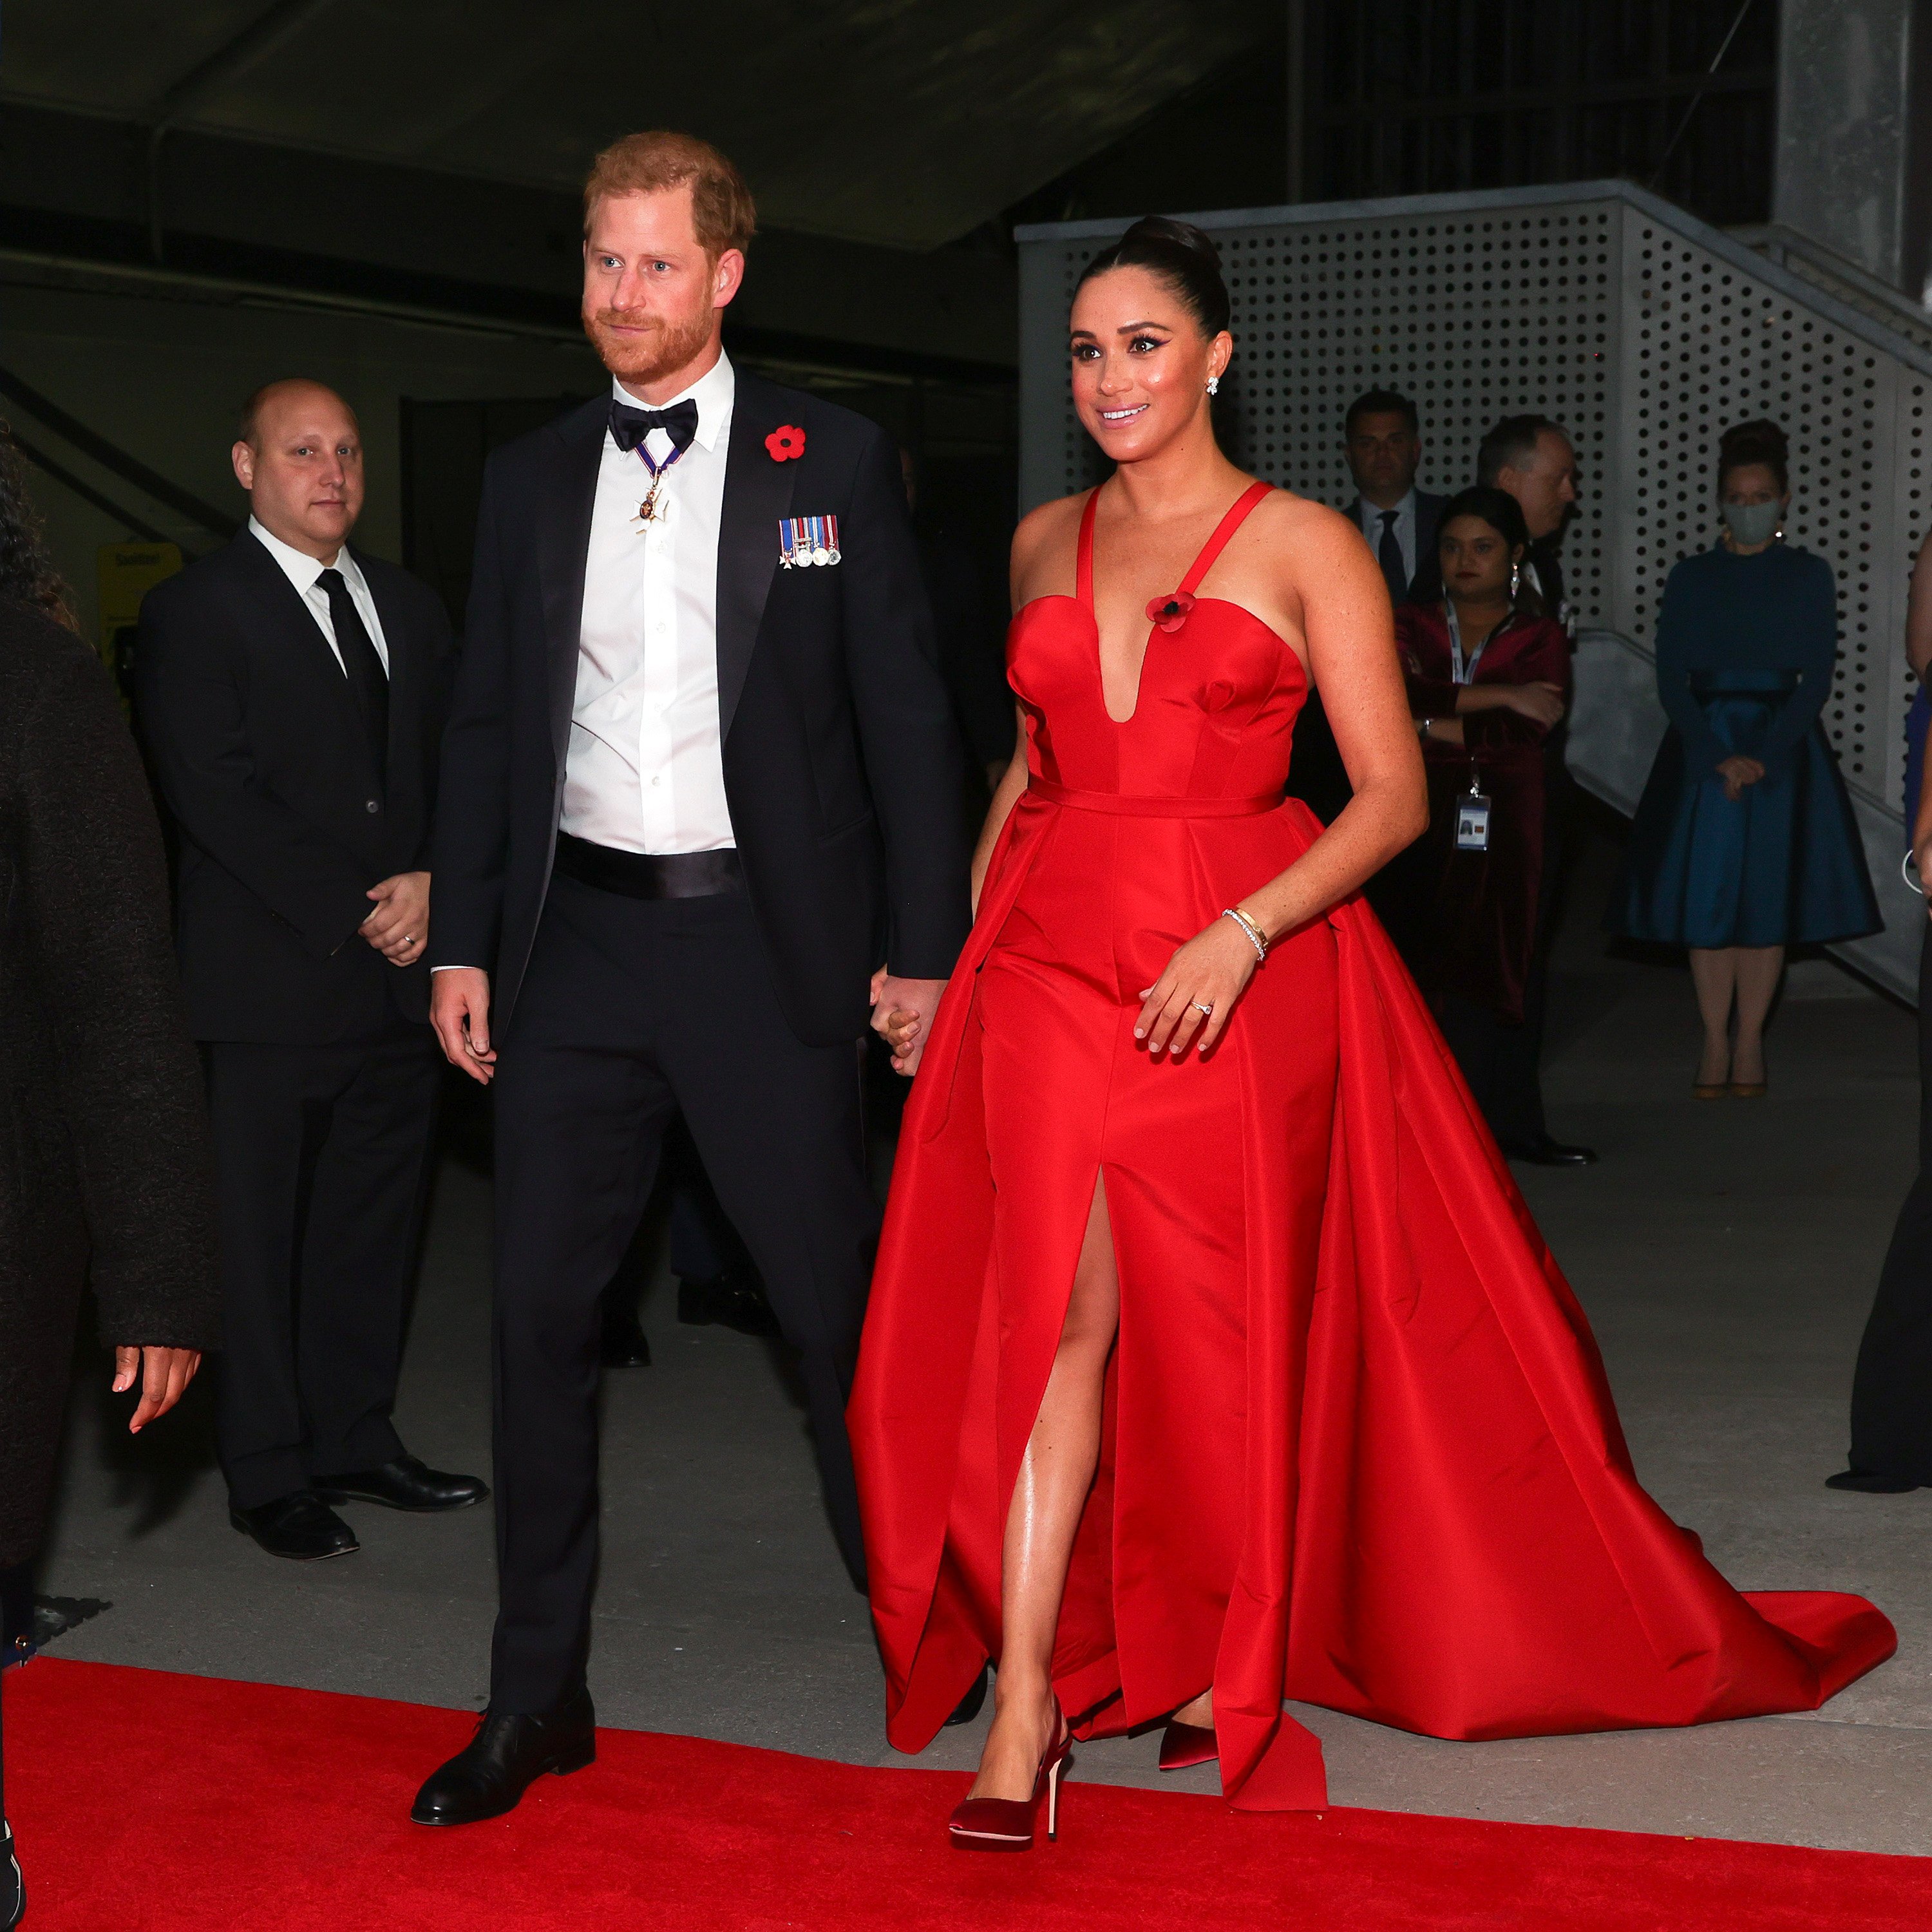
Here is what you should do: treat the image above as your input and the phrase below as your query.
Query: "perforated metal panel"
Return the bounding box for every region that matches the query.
[1016,180,1932,994]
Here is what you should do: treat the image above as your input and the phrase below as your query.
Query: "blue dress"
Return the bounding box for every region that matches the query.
[1611,543,1879,949]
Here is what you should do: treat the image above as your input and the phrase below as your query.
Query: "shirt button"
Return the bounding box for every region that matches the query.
[650,775,662,787]
[365,799,380,813]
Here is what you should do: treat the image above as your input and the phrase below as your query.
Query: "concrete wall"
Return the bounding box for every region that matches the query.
[1775,0,1932,297]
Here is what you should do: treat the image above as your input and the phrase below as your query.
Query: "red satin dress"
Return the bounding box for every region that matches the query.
[848,482,1891,1813]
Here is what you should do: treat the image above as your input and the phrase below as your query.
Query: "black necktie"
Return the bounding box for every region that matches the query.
[318,567,388,782]
[609,397,699,457]
[1377,509,1408,605]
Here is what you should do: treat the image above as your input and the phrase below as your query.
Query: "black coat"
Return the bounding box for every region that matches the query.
[432,374,972,1045]
[132,532,455,1044]
[0,604,218,1567]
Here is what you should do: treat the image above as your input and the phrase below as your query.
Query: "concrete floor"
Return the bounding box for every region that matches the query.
[33,824,1932,1853]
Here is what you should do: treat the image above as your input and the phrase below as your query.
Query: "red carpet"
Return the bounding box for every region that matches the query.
[8,1658,1931,1929]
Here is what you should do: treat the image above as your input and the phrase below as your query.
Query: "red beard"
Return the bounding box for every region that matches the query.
[583,305,714,388]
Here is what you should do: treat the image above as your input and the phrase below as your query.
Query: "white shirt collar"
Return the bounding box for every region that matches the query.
[610,350,735,454]
[249,514,354,592]
[1362,488,1417,524]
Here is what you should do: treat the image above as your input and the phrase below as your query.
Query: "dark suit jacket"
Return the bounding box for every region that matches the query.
[1,603,218,1566]
[133,531,454,1044]
[431,372,972,1047]
[1349,489,1450,603]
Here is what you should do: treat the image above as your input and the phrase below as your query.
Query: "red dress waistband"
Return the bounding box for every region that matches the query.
[1027,777,1283,819]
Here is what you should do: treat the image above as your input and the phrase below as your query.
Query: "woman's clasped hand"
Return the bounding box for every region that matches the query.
[1135,913,1264,1056]
[1718,753,1766,801]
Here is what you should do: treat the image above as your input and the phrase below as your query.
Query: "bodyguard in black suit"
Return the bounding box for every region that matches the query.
[1289,388,1446,824]
[412,133,971,1826]
[135,379,485,1563]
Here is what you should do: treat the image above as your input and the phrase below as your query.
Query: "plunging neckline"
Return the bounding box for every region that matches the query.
[1076,480,1276,724]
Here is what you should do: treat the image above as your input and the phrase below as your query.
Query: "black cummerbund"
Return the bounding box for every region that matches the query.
[553,832,744,900]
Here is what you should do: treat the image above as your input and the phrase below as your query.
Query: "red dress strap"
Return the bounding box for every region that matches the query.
[1177,480,1275,596]
[1074,487,1101,611]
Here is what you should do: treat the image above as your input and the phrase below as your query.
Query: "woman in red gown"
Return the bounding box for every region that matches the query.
[848,216,1891,1846]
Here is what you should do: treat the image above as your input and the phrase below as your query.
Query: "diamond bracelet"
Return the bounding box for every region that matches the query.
[1221,905,1269,962]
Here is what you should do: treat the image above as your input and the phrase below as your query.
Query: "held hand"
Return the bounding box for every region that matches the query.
[871,972,947,1077]
[431,967,497,1084]
[1499,681,1567,728]
[360,871,431,965]
[112,1345,202,1434]
[1718,754,1766,802]
[1135,917,1262,1057]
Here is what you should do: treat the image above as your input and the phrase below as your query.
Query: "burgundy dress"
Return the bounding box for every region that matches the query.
[1399,602,1571,1023]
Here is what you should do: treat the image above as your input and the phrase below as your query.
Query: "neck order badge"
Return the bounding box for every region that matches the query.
[779,516,840,568]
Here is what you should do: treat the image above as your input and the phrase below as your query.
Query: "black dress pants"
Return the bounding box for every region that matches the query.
[1846,926,1932,1479]
[488,875,878,1714]
[205,1024,442,1508]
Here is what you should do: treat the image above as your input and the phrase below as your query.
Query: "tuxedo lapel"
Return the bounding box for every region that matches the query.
[716,374,795,744]
[538,401,607,770]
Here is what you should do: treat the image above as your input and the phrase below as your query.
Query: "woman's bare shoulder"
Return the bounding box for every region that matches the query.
[1010,489,1091,598]
[1249,487,1363,553]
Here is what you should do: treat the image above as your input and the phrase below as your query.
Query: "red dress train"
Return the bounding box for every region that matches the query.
[848,483,1891,1812]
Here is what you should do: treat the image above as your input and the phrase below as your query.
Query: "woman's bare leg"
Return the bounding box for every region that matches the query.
[1730,945,1784,1085]
[967,1173,1121,1802]
[1689,947,1738,1086]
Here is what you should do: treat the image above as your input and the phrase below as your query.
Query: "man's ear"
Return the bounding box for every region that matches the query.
[232,440,255,491]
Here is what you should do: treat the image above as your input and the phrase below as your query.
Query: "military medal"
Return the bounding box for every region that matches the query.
[779,514,840,567]
[630,439,689,533]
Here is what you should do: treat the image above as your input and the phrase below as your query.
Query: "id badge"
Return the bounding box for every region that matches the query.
[1455,792,1492,852]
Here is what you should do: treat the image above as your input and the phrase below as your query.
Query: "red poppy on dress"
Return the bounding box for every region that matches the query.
[1146,591,1196,634]
[766,424,807,462]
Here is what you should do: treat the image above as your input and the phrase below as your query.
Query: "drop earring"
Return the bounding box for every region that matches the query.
[1510,562,1521,599]
[1206,375,1220,397]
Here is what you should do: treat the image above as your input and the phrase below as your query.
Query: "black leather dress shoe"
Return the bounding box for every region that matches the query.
[3,1817,23,1930]
[1825,1469,1922,1494]
[601,1310,653,1368]
[943,1664,989,1727]
[229,1490,359,1560]
[1501,1134,1598,1167]
[677,1269,781,1338]
[412,1689,596,1825]
[314,1454,488,1513]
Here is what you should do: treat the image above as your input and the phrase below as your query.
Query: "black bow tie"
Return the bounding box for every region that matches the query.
[609,397,699,457]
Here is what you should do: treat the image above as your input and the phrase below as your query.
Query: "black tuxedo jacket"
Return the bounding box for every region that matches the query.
[431,372,972,1046]
[133,531,453,1044]
[1347,489,1450,602]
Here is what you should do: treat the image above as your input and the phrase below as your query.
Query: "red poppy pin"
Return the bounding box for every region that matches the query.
[1146,591,1196,634]
[766,424,806,462]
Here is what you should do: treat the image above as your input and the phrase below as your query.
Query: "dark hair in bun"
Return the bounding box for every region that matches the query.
[1717,418,1789,495]
[1075,216,1231,339]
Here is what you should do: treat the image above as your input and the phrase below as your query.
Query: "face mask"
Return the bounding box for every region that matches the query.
[1721,500,1781,547]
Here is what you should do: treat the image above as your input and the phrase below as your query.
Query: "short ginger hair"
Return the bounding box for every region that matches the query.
[582,130,757,258]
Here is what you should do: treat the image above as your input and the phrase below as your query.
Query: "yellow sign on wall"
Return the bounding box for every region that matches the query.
[97,541,183,690]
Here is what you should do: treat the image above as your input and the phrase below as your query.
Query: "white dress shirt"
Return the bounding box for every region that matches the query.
[1356,488,1418,590]
[562,353,737,855]
[248,515,390,674]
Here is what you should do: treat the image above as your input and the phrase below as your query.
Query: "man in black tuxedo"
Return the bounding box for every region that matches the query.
[135,380,486,1562]
[1289,389,1447,824]
[411,131,971,1826]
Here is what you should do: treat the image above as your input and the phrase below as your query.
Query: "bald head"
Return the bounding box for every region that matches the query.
[232,379,364,560]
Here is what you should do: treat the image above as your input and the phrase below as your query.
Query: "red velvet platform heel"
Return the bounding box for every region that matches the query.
[1157,1716,1218,1772]
[947,1699,1071,1851]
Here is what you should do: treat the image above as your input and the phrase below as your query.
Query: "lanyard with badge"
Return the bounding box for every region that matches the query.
[1444,600,1493,853]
